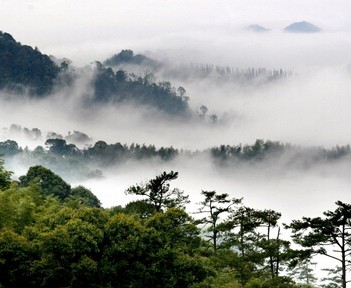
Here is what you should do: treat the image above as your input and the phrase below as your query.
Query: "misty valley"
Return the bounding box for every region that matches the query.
[2,27,351,288]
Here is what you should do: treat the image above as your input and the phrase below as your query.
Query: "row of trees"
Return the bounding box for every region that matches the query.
[0,158,350,287]
[1,139,351,180]
[162,64,292,84]
[103,50,292,85]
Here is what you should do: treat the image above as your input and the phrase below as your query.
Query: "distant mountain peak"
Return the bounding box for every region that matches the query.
[284,21,321,33]
[245,24,270,33]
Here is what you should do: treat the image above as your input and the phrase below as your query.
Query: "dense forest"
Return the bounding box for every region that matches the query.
[0,31,59,95]
[0,158,350,287]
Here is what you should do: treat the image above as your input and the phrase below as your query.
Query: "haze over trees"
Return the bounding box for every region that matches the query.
[1,156,350,287]
[0,31,291,119]
[1,26,351,287]
[1,136,351,181]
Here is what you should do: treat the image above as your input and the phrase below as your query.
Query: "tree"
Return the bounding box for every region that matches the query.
[125,171,189,214]
[19,165,71,200]
[197,190,242,253]
[287,259,317,286]
[68,186,101,208]
[199,105,208,119]
[28,207,107,288]
[0,157,12,190]
[0,140,21,156]
[146,208,202,254]
[101,212,211,288]
[0,230,32,287]
[320,266,342,288]
[221,206,266,284]
[45,139,79,157]
[219,207,294,284]
[288,201,351,288]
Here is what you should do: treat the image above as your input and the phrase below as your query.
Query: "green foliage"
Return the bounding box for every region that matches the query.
[126,171,189,214]
[0,157,13,190]
[197,190,242,252]
[69,185,101,208]
[0,184,42,233]
[5,156,351,287]
[0,229,32,287]
[125,200,157,218]
[0,31,59,95]
[146,208,202,254]
[288,201,351,288]
[19,165,71,200]
[245,276,297,288]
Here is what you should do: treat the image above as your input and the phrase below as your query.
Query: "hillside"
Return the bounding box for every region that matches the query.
[284,21,321,33]
[245,24,270,33]
[0,31,59,95]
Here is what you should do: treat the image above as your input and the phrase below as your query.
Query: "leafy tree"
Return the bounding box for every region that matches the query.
[45,139,80,157]
[0,184,43,233]
[0,229,32,288]
[0,157,13,190]
[68,185,101,208]
[101,212,211,288]
[218,207,295,284]
[124,200,157,218]
[197,190,242,253]
[146,208,202,254]
[19,165,71,200]
[0,140,22,156]
[220,206,266,284]
[126,171,189,214]
[245,276,297,288]
[27,207,107,288]
[288,201,351,288]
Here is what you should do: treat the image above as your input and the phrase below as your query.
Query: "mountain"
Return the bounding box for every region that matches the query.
[0,31,59,95]
[245,24,270,33]
[284,21,321,33]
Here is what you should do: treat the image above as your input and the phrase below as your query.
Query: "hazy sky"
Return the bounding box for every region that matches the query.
[2,0,351,66]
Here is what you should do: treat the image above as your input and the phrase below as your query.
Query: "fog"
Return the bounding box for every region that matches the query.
[2,0,351,279]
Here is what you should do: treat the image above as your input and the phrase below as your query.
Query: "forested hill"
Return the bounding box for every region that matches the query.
[92,62,191,116]
[0,31,190,116]
[0,31,59,95]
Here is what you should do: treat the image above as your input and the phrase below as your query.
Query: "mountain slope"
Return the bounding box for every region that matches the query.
[245,24,270,33]
[284,21,321,33]
[0,31,59,95]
